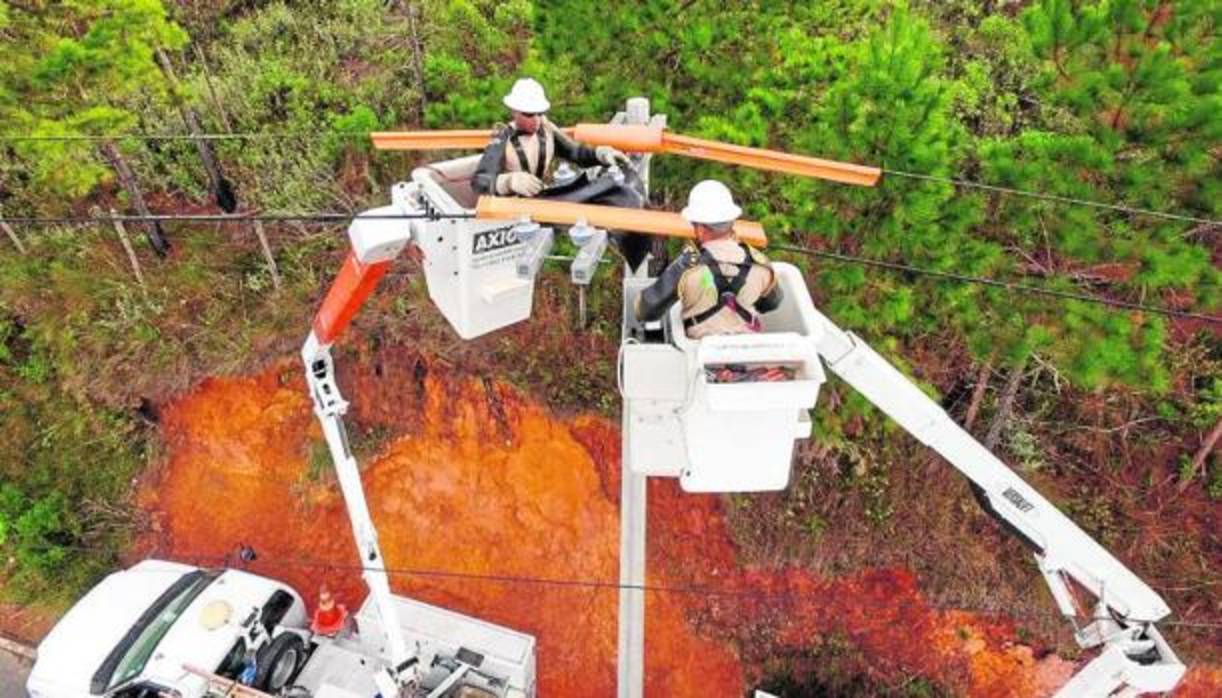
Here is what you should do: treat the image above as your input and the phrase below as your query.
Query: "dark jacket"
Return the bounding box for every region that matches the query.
[472,118,602,196]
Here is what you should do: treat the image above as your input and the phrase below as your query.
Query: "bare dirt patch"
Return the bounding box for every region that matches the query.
[125,344,1222,696]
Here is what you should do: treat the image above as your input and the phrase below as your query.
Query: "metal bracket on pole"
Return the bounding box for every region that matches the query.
[569,221,608,328]
[515,222,554,281]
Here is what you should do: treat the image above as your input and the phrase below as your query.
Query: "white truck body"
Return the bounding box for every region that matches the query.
[26,559,535,698]
[27,560,304,698]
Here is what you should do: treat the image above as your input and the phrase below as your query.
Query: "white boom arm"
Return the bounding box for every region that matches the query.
[806,305,1185,696]
[301,185,422,694]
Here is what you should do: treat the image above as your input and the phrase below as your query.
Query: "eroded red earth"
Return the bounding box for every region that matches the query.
[135,355,1220,696]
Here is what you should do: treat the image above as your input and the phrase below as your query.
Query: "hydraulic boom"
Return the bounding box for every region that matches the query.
[301,185,421,694]
[805,303,1185,696]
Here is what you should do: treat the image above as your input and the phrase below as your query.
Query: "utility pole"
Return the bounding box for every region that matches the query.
[99,141,170,257]
[156,48,238,213]
[616,97,654,698]
[1,218,26,255]
[110,209,146,289]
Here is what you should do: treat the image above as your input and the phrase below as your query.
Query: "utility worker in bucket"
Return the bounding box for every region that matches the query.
[311,586,348,637]
[472,77,652,271]
[472,77,632,198]
[635,180,783,339]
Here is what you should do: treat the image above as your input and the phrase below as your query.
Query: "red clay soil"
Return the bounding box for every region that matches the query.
[134,354,1220,697]
[0,602,57,646]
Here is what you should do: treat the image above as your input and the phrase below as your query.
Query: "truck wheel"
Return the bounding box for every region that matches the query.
[254,633,305,693]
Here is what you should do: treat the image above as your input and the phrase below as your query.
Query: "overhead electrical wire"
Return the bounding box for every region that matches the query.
[2,212,1215,324]
[770,244,1221,325]
[881,168,1220,226]
[16,542,1221,630]
[1,130,1217,226]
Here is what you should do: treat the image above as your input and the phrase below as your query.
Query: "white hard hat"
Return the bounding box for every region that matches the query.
[681,180,742,225]
[503,78,551,113]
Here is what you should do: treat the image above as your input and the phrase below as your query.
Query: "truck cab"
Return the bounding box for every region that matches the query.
[28,560,537,698]
[26,560,306,698]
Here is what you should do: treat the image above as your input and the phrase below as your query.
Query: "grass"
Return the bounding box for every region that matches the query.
[0,328,150,602]
[750,634,955,697]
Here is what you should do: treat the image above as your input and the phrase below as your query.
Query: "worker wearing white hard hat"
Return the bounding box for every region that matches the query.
[680,180,744,224]
[472,77,633,199]
[502,77,551,113]
[636,180,782,339]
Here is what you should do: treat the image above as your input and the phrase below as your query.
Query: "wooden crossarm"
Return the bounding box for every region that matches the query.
[474,196,769,248]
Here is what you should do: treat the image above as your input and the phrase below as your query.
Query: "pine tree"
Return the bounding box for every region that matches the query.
[0,0,187,201]
[973,0,1220,389]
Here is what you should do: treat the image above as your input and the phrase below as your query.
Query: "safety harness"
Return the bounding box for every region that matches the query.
[508,129,549,179]
[683,244,762,331]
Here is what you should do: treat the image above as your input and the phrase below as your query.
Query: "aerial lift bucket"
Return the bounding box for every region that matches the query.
[620,263,826,492]
[401,164,544,340]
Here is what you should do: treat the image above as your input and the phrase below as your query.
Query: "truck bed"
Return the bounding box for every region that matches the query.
[353,593,536,697]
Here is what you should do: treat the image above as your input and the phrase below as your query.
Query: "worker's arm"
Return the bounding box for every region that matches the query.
[754,273,785,313]
[635,249,698,321]
[753,254,785,313]
[471,126,511,195]
[552,123,602,168]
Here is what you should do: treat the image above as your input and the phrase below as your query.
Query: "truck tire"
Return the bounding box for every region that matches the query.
[254,633,305,693]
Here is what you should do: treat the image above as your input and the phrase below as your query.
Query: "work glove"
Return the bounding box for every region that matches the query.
[596,145,632,169]
[496,171,544,197]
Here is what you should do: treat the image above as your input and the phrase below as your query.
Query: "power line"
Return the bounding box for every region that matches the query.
[0,212,475,224]
[2,131,1216,226]
[771,243,1221,325]
[3,214,1215,323]
[23,542,1218,630]
[883,168,1220,227]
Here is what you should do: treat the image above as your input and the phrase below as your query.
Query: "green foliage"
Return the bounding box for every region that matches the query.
[0,315,146,598]
[421,0,537,127]
[142,1,428,211]
[966,0,1220,388]
[1208,462,1222,501]
[0,0,187,199]
[0,0,1218,644]
[0,486,72,577]
[530,0,1215,392]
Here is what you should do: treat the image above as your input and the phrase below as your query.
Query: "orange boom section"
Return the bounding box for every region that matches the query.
[312,252,391,345]
[475,196,769,248]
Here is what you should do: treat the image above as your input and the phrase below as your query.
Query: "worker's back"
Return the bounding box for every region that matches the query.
[679,239,777,338]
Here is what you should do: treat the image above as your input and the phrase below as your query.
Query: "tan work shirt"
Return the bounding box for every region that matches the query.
[493,120,556,193]
[473,117,603,197]
[678,238,776,339]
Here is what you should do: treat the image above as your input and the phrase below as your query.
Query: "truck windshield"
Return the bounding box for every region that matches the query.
[91,570,219,694]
